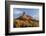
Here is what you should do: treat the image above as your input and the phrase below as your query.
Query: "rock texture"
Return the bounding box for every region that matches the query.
[14,12,39,28]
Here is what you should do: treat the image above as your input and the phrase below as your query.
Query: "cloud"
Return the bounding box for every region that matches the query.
[13,10,23,18]
[14,10,22,15]
[32,15,39,20]
[13,8,39,19]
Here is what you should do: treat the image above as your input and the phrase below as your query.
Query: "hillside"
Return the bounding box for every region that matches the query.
[13,12,39,28]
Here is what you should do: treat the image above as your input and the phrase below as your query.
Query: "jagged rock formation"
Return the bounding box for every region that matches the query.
[14,12,39,28]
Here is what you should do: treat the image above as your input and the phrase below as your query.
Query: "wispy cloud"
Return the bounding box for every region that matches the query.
[13,8,39,20]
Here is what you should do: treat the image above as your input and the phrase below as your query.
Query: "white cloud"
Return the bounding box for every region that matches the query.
[32,15,39,20]
[13,10,23,18]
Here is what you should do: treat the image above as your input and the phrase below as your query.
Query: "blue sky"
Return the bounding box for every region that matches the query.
[13,8,39,20]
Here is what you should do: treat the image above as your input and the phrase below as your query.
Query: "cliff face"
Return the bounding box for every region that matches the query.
[14,12,39,28]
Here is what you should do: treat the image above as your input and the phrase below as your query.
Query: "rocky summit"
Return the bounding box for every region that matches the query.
[13,12,39,28]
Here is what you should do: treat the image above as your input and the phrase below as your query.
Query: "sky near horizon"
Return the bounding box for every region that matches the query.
[13,8,39,20]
